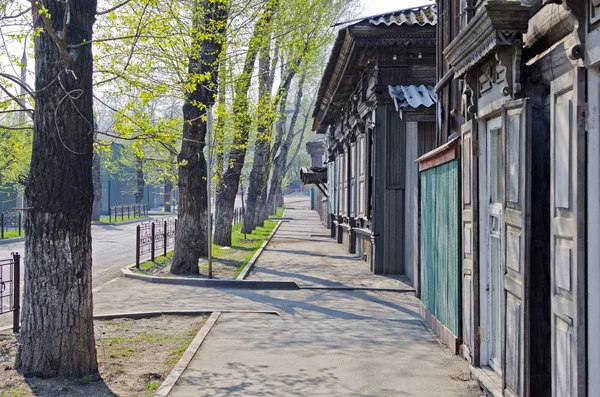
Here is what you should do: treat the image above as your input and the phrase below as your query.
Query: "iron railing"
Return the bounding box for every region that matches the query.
[136,218,177,267]
[109,204,148,223]
[0,252,20,333]
[1,212,22,239]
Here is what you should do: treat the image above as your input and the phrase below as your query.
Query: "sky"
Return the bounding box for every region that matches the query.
[364,0,436,17]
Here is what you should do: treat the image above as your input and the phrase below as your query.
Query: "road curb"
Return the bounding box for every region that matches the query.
[154,311,222,397]
[121,267,299,289]
[94,309,280,321]
[236,207,287,280]
[92,217,151,226]
[121,208,296,289]
[299,286,416,293]
[0,236,24,245]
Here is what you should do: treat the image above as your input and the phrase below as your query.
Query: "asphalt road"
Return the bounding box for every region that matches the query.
[0,218,167,289]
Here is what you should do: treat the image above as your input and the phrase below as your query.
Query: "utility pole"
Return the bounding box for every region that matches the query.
[207,108,213,279]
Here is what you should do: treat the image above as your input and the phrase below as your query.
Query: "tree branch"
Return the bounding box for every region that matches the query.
[96,0,136,16]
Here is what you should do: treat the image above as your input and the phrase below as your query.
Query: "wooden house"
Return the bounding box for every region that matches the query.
[433,0,600,395]
[312,5,437,284]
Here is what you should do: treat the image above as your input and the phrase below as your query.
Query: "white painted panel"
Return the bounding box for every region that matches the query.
[464,225,472,255]
[506,227,521,273]
[554,91,572,210]
[555,242,572,293]
[506,110,520,204]
[587,65,600,397]
[463,135,472,206]
[505,295,521,393]
[555,317,572,397]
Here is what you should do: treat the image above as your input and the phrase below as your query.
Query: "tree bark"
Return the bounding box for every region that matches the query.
[92,147,102,222]
[214,0,278,246]
[242,40,273,233]
[267,73,306,215]
[16,0,98,377]
[164,179,173,212]
[171,0,228,274]
[135,156,144,205]
[244,62,296,232]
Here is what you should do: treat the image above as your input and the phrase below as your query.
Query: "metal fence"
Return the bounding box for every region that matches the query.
[0,252,20,333]
[136,218,177,267]
[109,204,148,223]
[1,212,23,239]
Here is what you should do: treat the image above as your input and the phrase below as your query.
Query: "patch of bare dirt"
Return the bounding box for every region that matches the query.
[0,315,206,397]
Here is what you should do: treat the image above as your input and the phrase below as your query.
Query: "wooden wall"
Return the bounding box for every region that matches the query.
[372,104,406,274]
[420,159,461,337]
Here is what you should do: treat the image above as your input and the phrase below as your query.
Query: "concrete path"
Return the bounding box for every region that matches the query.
[163,198,482,397]
[248,200,413,291]
[3,195,480,395]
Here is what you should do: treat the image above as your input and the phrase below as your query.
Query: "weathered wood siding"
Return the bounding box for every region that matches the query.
[420,159,461,337]
[372,105,406,274]
[405,122,437,289]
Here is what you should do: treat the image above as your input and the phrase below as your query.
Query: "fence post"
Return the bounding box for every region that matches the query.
[121,206,124,221]
[1,213,3,239]
[13,252,20,334]
[163,220,167,256]
[127,205,131,220]
[151,222,155,261]
[109,207,112,223]
[18,213,21,236]
[136,225,141,268]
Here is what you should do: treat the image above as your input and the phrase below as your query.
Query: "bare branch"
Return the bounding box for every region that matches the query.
[1,7,31,20]
[96,0,135,16]
[0,72,35,99]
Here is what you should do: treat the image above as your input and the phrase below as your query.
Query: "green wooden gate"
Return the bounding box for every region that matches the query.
[420,159,461,337]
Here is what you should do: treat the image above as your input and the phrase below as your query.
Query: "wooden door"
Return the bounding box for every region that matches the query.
[550,68,586,397]
[461,119,478,364]
[501,99,531,397]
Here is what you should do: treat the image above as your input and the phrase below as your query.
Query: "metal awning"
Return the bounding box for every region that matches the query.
[388,85,438,111]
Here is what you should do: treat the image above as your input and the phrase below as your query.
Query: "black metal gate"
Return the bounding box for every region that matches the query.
[0,252,20,332]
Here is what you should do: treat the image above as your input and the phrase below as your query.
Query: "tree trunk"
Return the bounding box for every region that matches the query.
[171,0,228,274]
[267,73,306,214]
[92,147,102,222]
[214,1,278,246]
[16,0,98,377]
[135,156,144,205]
[242,41,273,234]
[164,179,173,212]
[244,60,299,232]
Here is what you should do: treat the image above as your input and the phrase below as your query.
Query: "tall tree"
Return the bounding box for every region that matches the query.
[214,0,278,246]
[267,72,306,214]
[16,0,99,377]
[170,0,229,274]
[243,61,298,232]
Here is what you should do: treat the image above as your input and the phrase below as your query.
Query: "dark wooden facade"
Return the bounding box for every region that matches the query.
[313,6,437,284]
[435,0,600,396]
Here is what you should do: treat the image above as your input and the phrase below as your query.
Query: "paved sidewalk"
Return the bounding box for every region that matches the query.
[163,198,482,397]
[248,199,413,290]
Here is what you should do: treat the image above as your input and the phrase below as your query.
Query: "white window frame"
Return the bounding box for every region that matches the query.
[358,134,366,217]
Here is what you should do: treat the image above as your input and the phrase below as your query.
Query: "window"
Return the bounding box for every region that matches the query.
[350,143,356,217]
[358,134,366,217]
[338,153,344,216]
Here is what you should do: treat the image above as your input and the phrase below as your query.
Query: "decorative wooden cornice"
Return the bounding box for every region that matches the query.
[355,33,436,48]
[443,1,530,79]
